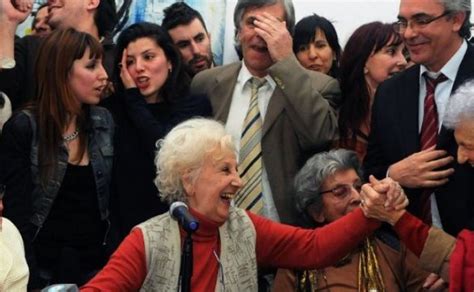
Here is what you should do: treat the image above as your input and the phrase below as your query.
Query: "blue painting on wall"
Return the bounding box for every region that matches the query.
[114,0,227,65]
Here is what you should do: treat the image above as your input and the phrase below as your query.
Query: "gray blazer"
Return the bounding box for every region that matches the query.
[191,55,341,224]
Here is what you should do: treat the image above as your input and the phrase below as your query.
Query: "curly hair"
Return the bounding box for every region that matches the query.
[154,118,236,204]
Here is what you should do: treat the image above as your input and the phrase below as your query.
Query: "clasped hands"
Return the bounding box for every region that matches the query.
[359,175,408,225]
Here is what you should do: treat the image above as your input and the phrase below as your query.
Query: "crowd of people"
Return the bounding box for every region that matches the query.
[0,0,473,291]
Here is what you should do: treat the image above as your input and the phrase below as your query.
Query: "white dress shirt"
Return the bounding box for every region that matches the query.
[225,63,280,222]
[418,40,467,229]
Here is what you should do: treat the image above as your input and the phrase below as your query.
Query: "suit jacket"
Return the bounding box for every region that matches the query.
[364,44,474,236]
[191,55,341,224]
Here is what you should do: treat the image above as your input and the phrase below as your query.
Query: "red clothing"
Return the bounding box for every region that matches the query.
[450,230,474,292]
[394,212,474,291]
[393,211,430,257]
[81,208,379,292]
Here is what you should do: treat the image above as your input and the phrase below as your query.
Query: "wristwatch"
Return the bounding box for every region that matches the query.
[0,57,15,69]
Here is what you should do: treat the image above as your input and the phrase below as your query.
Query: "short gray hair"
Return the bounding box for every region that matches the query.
[294,149,362,225]
[438,0,472,38]
[154,118,236,204]
[233,0,295,55]
[444,79,474,129]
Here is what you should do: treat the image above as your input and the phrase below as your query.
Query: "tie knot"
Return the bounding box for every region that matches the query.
[250,77,267,90]
[424,73,448,90]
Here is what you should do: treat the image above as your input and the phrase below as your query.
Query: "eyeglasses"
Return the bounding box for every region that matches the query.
[319,182,362,199]
[393,11,452,33]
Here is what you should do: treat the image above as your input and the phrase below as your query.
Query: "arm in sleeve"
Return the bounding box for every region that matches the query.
[81,228,147,291]
[120,88,172,154]
[252,208,380,270]
[0,37,37,110]
[393,211,455,280]
[267,55,340,151]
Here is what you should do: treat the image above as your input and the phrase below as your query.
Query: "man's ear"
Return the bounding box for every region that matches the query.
[451,11,466,33]
[87,0,101,12]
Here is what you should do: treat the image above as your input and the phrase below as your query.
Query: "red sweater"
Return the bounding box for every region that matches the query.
[81,208,379,292]
[393,211,430,256]
[394,212,474,292]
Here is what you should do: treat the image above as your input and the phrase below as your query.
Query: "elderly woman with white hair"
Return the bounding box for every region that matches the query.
[444,79,474,166]
[82,118,407,292]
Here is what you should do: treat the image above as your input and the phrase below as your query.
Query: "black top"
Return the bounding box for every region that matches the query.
[102,88,212,239]
[36,163,104,247]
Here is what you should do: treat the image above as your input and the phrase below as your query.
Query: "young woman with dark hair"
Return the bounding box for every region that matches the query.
[338,22,407,160]
[0,28,113,289]
[102,22,212,240]
[293,14,342,78]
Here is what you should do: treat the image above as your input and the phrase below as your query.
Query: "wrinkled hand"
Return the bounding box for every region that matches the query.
[119,49,136,89]
[369,175,408,211]
[0,0,32,25]
[423,273,447,291]
[359,183,406,225]
[253,12,292,62]
[388,146,454,188]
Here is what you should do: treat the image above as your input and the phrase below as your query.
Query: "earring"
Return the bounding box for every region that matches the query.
[364,67,369,74]
[169,67,173,74]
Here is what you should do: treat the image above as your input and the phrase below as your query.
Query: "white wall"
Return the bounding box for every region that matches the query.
[223,0,474,64]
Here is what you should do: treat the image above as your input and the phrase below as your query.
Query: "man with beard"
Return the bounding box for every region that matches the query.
[364,0,474,237]
[162,2,214,77]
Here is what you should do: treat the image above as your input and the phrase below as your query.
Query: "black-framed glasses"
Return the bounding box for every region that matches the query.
[319,182,362,199]
[393,11,452,33]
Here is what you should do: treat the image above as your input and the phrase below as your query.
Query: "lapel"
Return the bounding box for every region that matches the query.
[452,43,474,91]
[262,84,285,137]
[209,63,242,123]
[438,43,474,148]
[396,65,421,154]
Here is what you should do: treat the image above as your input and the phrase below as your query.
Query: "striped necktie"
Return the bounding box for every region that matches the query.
[235,77,267,214]
[420,73,447,224]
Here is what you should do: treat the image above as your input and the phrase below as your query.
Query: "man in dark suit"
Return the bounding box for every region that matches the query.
[191,0,340,225]
[364,0,474,236]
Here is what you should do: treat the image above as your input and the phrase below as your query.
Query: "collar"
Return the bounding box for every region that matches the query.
[186,208,221,239]
[237,62,276,91]
[420,40,467,81]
